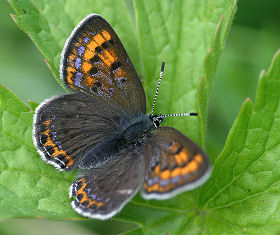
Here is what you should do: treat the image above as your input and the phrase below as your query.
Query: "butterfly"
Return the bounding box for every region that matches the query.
[33,14,211,220]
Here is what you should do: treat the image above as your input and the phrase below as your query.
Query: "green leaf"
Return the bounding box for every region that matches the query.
[197,0,237,148]
[28,100,39,112]
[4,0,239,232]
[198,49,280,233]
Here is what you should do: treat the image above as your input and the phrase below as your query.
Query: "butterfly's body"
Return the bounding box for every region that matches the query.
[80,112,154,169]
[33,14,211,220]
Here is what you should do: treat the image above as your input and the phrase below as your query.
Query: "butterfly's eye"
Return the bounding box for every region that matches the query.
[148,114,162,128]
[153,116,163,128]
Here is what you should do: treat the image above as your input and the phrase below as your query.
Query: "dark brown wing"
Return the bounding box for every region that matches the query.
[33,92,128,171]
[69,149,145,220]
[60,14,146,114]
[142,127,211,199]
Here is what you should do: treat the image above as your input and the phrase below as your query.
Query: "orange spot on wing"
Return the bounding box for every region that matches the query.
[66,67,76,85]
[175,154,183,165]
[84,49,95,60]
[160,169,171,180]
[102,30,111,40]
[189,160,199,172]
[181,164,191,175]
[174,149,189,166]
[169,142,180,153]
[181,160,199,175]
[171,168,181,178]
[180,149,189,162]
[77,178,88,204]
[43,119,51,126]
[41,126,55,147]
[76,178,103,208]
[154,165,160,175]
[84,76,95,87]
[87,40,99,51]
[195,154,203,163]
[69,84,78,91]
[68,54,76,61]
[82,61,92,73]
[93,33,105,45]
[146,183,159,193]
[114,68,126,77]
[78,37,83,44]
[41,118,74,167]
[96,201,104,208]
[52,149,67,157]
[98,49,117,66]
[44,139,56,147]
[66,157,74,167]
[87,31,118,68]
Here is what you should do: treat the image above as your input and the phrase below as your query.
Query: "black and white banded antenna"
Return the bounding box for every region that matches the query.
[151,61,165,115]
[151,61,199,119]
[159,112,199,119]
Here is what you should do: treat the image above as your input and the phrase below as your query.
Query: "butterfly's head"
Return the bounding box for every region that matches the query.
[149,114,164,128]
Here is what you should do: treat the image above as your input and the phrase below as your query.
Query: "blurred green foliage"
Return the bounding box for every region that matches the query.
[0,0,64,103]
[0,0,279,234]
[206,0,280,157]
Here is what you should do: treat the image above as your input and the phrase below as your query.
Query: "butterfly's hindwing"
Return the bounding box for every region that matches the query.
[69,150,145,220]
[142,127,211,199]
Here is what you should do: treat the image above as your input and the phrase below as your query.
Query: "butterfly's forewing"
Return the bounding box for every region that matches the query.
[69,150,145,220]
[142,127,211,199]
[60,14,146,113]
[33,92,127,171]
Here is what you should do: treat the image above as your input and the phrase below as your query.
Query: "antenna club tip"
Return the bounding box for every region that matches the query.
[190,112,199,116]
[161,61,165,71]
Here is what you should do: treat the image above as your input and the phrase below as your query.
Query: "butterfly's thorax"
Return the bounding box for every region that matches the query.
[120,113,154,143]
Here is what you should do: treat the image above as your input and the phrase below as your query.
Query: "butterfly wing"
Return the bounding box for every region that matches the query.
[69,150,145,220]
[33,92,128,171]
[142,127,211,200]
[60,14,146,113]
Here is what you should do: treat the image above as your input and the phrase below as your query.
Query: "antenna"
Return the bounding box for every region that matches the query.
[151,61,165,115]
[159,113,199,119]
[150,61,199,121]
